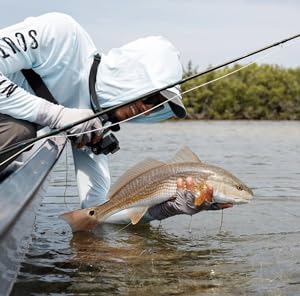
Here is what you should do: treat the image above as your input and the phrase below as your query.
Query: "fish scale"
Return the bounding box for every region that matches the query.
[60,147,253,232]
[94,163,213,222]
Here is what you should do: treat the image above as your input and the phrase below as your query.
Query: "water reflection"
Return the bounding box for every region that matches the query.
[64,224,253,295]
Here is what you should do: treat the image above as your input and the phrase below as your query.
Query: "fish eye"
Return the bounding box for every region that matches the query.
[236,184,243,191]
[89,210,95,216]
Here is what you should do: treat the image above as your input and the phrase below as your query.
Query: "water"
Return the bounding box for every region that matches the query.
[11,121,300,295]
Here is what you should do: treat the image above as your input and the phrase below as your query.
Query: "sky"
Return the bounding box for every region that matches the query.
[1,0,299,72]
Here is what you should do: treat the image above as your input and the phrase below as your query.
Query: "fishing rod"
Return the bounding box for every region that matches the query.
[0,33,299,157]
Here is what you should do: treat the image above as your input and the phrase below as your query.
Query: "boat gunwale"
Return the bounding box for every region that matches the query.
[0,137,66,296]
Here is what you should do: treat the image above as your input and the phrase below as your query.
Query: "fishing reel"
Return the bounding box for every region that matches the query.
[89,131,119,155]
[87,113,120,155]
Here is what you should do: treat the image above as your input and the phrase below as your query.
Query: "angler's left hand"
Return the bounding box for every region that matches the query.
[148,177,214,221]
[73,131,102,149]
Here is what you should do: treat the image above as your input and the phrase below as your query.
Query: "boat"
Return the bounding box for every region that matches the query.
[0,135,66,296]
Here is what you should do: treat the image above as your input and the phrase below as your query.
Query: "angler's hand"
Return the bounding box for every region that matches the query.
[148,177,214,221]
[37,101,103,148]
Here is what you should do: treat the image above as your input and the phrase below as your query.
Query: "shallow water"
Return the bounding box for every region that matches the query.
[11,121,300,295]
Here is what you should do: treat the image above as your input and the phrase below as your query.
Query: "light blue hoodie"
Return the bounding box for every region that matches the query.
[96,36,183,122]
[0,12,183,208]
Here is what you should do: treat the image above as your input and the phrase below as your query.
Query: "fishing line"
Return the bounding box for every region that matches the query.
[219,210,224,232]
[1,33,299,163]
[188,215,193,233]
[158,220,162,228]
[63,143,68,207]
[0,133,69,168]
[63,141,73,211]
[67,40,282,137]
[109,221,132,236]
[0,55,273,168]
[0,60,275,168]
[0,40,290,168]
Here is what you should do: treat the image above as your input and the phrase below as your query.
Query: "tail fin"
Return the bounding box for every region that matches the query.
[60,207,98,232]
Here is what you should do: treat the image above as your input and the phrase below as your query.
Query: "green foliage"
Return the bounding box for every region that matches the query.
[181,62,300,120]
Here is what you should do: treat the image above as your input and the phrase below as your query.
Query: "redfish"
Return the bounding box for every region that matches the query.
[61,146,253,232]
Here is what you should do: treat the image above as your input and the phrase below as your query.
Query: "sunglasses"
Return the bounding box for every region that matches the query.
[142,94,166,113]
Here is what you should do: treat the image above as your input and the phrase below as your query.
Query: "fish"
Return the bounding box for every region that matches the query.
[60,146,253,232]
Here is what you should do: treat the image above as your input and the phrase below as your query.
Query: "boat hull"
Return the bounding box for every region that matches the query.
[0,137,66,296]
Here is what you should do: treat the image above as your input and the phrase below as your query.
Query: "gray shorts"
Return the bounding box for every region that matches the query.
[0,113,37,171]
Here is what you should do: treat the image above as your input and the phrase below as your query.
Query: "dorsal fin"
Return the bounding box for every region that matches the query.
[107,158,165,199]
[168,146,202,163]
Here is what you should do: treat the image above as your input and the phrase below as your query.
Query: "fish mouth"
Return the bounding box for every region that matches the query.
[213,196,250,205]
[216,203,233,209]
[209,202,233,210]
[212,193,252,205]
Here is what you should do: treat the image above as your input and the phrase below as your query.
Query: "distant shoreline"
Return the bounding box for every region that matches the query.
[170,118,300,121]
[181,63,300,120]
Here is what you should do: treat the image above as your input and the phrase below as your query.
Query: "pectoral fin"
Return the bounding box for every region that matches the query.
[128,207,149,225]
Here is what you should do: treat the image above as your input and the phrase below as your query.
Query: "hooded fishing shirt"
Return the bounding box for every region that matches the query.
[0,12,183,208]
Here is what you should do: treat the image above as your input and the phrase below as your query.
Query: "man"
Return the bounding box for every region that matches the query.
[0,12,216,224]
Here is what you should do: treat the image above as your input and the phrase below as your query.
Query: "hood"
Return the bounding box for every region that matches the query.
[96,36,184,122]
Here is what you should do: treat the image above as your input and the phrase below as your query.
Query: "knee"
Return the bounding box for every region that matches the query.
[0,119,37,171]
[0,115,37,148]
[13,121,37,142]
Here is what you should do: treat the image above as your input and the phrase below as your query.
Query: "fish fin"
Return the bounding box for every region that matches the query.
[168,146,202,163]
[108,159,165,199]
[128,207,149,225]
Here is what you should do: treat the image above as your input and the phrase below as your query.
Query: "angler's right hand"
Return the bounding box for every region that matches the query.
[147,177,214,221]
[36,101,103,147]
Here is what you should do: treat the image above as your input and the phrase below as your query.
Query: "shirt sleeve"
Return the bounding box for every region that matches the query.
[0,13,77,122]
